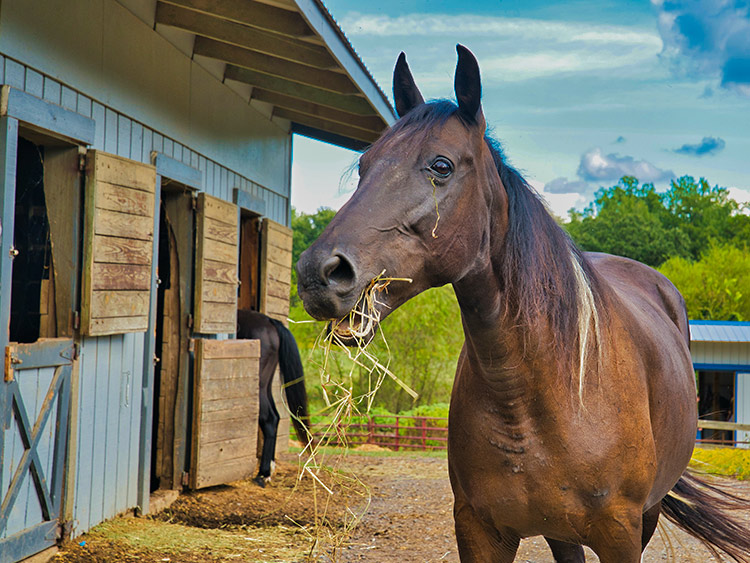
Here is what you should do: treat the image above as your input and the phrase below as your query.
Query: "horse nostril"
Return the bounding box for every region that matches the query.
[321,254,357,293]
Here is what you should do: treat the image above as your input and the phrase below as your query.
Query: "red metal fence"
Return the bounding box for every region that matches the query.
[311,416,750,451]
[312,414,448,451]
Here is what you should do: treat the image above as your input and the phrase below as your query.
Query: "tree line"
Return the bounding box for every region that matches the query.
[290,175,749,412]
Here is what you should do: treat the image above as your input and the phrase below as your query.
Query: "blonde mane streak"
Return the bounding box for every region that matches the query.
[570,252,601,405]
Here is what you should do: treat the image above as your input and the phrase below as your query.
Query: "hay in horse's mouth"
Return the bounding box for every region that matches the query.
[329,270,412,343]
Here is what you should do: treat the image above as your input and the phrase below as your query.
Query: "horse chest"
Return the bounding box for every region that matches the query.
[448,384,622,538]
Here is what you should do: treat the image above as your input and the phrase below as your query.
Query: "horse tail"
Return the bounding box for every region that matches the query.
[268,318,310,444]
[661,470,750,562]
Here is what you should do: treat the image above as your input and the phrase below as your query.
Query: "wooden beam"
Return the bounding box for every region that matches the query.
[225,65,374,116]
[273,107,380,143]
[194,36,357,95]
[251,88,385,133]
[159,0,314,38]
[155,2,335,69]
[1,86,95,146]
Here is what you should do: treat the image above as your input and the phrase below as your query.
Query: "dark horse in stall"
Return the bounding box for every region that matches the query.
[237,309,310,487]
[296,46,750,562]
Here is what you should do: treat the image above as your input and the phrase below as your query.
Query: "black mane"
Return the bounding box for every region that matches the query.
[375,100,602,374]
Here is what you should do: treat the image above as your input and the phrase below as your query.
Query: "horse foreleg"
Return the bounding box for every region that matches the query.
[640,504,660,552]
[588,508,644,563]
[545,538,585,562]
[453,498,520,562]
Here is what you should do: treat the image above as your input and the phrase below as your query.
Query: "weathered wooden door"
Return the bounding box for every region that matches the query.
[0,338,73,563]
[190,339,260,489]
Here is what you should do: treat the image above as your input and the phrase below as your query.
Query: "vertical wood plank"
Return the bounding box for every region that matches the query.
[92,103,105,150]
[137,177,161,514]
[61,86,78,112]
[0,117,19,349]
[89,337,110,527]
[102,335,122,521]
[77,94,92,119]
[131,123,143,165]
[4,59,25,89]
[24,69,44,98]
[115,333,135,512]
[74,337,97,534]
[118,115,132,160]
[43,77,61,105]
[44,147,82,337]
[104,109,118,154]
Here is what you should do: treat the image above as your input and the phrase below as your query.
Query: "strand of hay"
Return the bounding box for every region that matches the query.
[290,271,416,561]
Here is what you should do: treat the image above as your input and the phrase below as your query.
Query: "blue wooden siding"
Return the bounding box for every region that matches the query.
[73,335,144,535]
[1,51,291,538]
[0,54,289,226]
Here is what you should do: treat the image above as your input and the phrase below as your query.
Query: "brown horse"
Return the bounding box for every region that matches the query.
[296,46,750,562]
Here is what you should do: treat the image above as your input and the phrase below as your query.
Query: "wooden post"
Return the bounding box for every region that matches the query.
[395,416,400,451]
[420,417,427,450]
[0,117,19,351]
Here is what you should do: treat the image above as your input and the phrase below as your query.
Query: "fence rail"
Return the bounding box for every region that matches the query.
[310,416,750,451]
[312,414,448,451]
[696,419,750,447]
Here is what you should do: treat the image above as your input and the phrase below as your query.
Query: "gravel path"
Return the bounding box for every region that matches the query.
[339,453,750,563]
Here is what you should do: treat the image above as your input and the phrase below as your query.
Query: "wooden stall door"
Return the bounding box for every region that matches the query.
[259,219,292,323]
[190,339,260,489]
[81,151,156,336]
[194,193,239,334]
[0,339,73,563]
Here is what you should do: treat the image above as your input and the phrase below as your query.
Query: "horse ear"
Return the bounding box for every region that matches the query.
[454,45,482,124]
[393,52,424,118]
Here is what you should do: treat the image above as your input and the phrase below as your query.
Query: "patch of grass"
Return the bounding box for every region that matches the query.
[690,447,750,480]
[290,444,447,459]
[56,517,309,563]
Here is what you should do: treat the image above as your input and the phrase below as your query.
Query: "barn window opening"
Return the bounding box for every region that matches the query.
[9,137,53,343]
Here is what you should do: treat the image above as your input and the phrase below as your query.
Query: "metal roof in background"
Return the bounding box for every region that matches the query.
[153,0,396,150]
[689,321,750,343]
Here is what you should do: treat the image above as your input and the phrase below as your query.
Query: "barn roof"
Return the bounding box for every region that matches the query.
[151,0,395,150]
[689,321,750,343]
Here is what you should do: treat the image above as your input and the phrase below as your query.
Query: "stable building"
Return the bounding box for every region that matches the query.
[690,320,750,447]
[0,1,394,561]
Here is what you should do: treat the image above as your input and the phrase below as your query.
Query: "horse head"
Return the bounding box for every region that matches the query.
[296,46,507,341]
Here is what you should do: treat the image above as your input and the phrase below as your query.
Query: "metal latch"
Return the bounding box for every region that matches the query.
[4,347,21,382]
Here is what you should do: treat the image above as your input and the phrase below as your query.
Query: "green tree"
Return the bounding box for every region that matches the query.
[565,175,749,267]
[658,244,750,321]
[290,206,336,304]
[663,176,749,260]
[289,285,464,414]
[565,177,690,267]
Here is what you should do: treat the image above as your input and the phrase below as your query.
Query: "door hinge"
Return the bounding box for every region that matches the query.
[78,152,86,172]
[187,314,194,329]
[181,471,190,487]
[73,310,81,330]
[191,197,198,211]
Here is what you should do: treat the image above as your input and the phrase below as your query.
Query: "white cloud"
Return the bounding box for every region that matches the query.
[655,0,750,91]
[577,147,674,183]
[339,13,662,82]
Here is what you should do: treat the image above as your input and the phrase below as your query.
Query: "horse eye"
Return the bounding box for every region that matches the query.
[429,157,454,178]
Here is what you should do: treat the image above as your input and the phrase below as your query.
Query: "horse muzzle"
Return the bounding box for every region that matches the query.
[296,248,361,321]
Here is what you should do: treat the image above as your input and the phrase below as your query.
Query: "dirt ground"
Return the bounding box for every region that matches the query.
[53,449,750,563]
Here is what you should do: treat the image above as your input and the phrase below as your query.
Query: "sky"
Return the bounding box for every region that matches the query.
[291,0,750,218]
